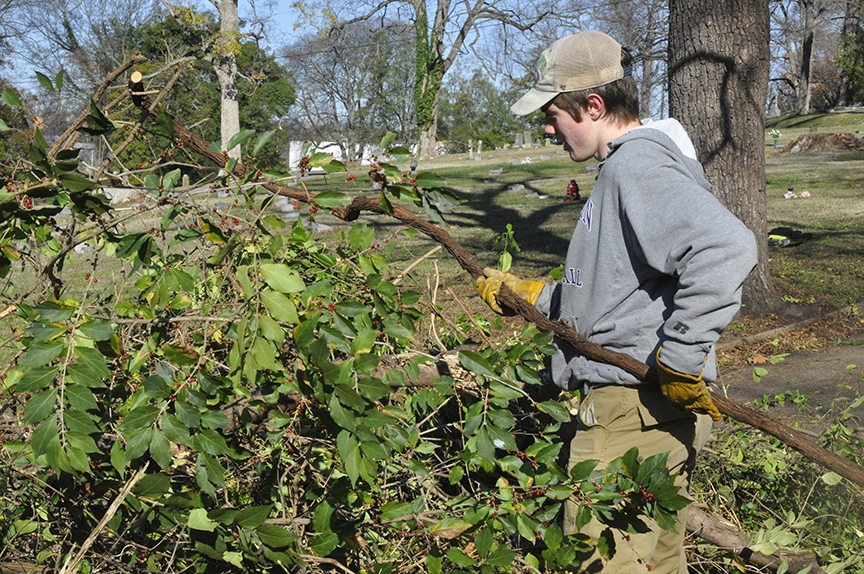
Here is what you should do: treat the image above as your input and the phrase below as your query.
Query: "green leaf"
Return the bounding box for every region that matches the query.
[55,69,63,90]
[30,415,60,459]
[235,505,272,529]
[3,88,22,108]
[310,532,339,556]
[35,71,54,91]
[188,508,219,532]
[226,129,256,151]
[328,394,356,431]
[13,366,58,393]
[263,290,300,324]
[161,413,191,446]
[64,409,100,434]
[821,471,843,485]
[545,522,563,552]
[336,430,362,485]
[458,350,497,377]
[257,524,298,549]
[380,132,396,149]
[150,430,173,469]
[155,109,176,139]
[252,131,275,156]
[77,319,114,341]
[487,545,517,567]
[570,459,599,482]
[133,473,171,498]
[24,388,58,425]
[445,547,476,567]
[65,383,98,412]
[414,171,447,189]
[162,169,182,191]
[20,340,65,367]
[75,346,110,380]
[0,118,9,132]
[194,429,230,456]
[259,264,305,293]
[258,314,285,343]
[313,190,350,209]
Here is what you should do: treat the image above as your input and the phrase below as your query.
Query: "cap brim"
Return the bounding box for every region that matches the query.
[510,88,558,116]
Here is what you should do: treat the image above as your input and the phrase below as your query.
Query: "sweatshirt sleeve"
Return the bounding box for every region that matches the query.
[621,158,758,376]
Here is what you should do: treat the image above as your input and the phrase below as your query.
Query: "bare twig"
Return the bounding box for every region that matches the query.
[58,462,150,574]
[393,244,442,284]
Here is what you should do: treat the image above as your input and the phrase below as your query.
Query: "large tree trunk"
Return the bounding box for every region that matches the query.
[212,0,241,161]
[668,0,784,314]
[796,0,816,114]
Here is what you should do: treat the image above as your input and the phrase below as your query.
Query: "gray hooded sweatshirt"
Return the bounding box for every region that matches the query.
[535,119,758,390]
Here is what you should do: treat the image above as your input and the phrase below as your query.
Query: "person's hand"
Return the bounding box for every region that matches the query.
[655,349,722,421]
[476,267,546,314]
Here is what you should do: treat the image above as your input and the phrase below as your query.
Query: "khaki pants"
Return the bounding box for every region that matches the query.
[563,384,712,573]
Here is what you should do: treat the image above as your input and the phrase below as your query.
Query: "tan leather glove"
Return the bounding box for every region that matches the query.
[476,267,546,314]
[655,348,722,421]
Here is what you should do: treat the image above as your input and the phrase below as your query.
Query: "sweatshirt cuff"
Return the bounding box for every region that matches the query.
[657,339,706,377]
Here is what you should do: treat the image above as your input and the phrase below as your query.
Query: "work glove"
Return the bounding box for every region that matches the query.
[655,348,722,421]
[476,267,546,314]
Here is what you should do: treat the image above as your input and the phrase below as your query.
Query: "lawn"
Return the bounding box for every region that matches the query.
[304,124,864,319]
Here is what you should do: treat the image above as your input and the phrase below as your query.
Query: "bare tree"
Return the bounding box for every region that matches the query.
[8,0,159,95]
[591,0,670,119]
[669,0,783,314]
[327,0,555,159]
[770,0,843,114]
[282,22,415,158]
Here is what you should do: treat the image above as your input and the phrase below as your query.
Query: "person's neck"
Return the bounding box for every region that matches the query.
[595,119,642,161]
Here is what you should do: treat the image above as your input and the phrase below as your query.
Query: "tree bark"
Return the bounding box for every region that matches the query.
[687,507,826,573]
[668,0,784,315]
[211,0,242,161]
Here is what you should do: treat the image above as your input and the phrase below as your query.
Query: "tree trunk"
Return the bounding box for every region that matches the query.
[840,0,860,106]
[668,0,784,315]
[212,0,241,161]
[796,0,815,114]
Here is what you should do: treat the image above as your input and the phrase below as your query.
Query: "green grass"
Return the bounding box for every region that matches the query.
[305,114,864,312]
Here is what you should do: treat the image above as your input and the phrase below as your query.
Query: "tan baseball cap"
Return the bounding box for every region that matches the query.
[511,31,627,116]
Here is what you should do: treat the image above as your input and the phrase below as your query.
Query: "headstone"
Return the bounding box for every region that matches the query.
[476,140,483,160]
[523,131,533,148]
[524,192,548,199]
[539,155,550,161]
[468,139,474,160]
[507,183,525,191]
[556,149,568,155]
[488,168,503,175]
[514,133,524,148]
[585,164,598,173]
[310,222,333,233]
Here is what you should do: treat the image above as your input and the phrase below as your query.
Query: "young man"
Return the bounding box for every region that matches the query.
[477,31,757,572]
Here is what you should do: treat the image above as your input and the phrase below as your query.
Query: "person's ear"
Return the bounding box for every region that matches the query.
[585,93,605,121]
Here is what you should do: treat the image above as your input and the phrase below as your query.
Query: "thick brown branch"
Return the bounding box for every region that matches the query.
[687,506,826,573]
[49,52,147,158]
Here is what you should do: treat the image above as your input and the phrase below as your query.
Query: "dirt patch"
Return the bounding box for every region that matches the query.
[716,304,864,434]
[780,132,863,152]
